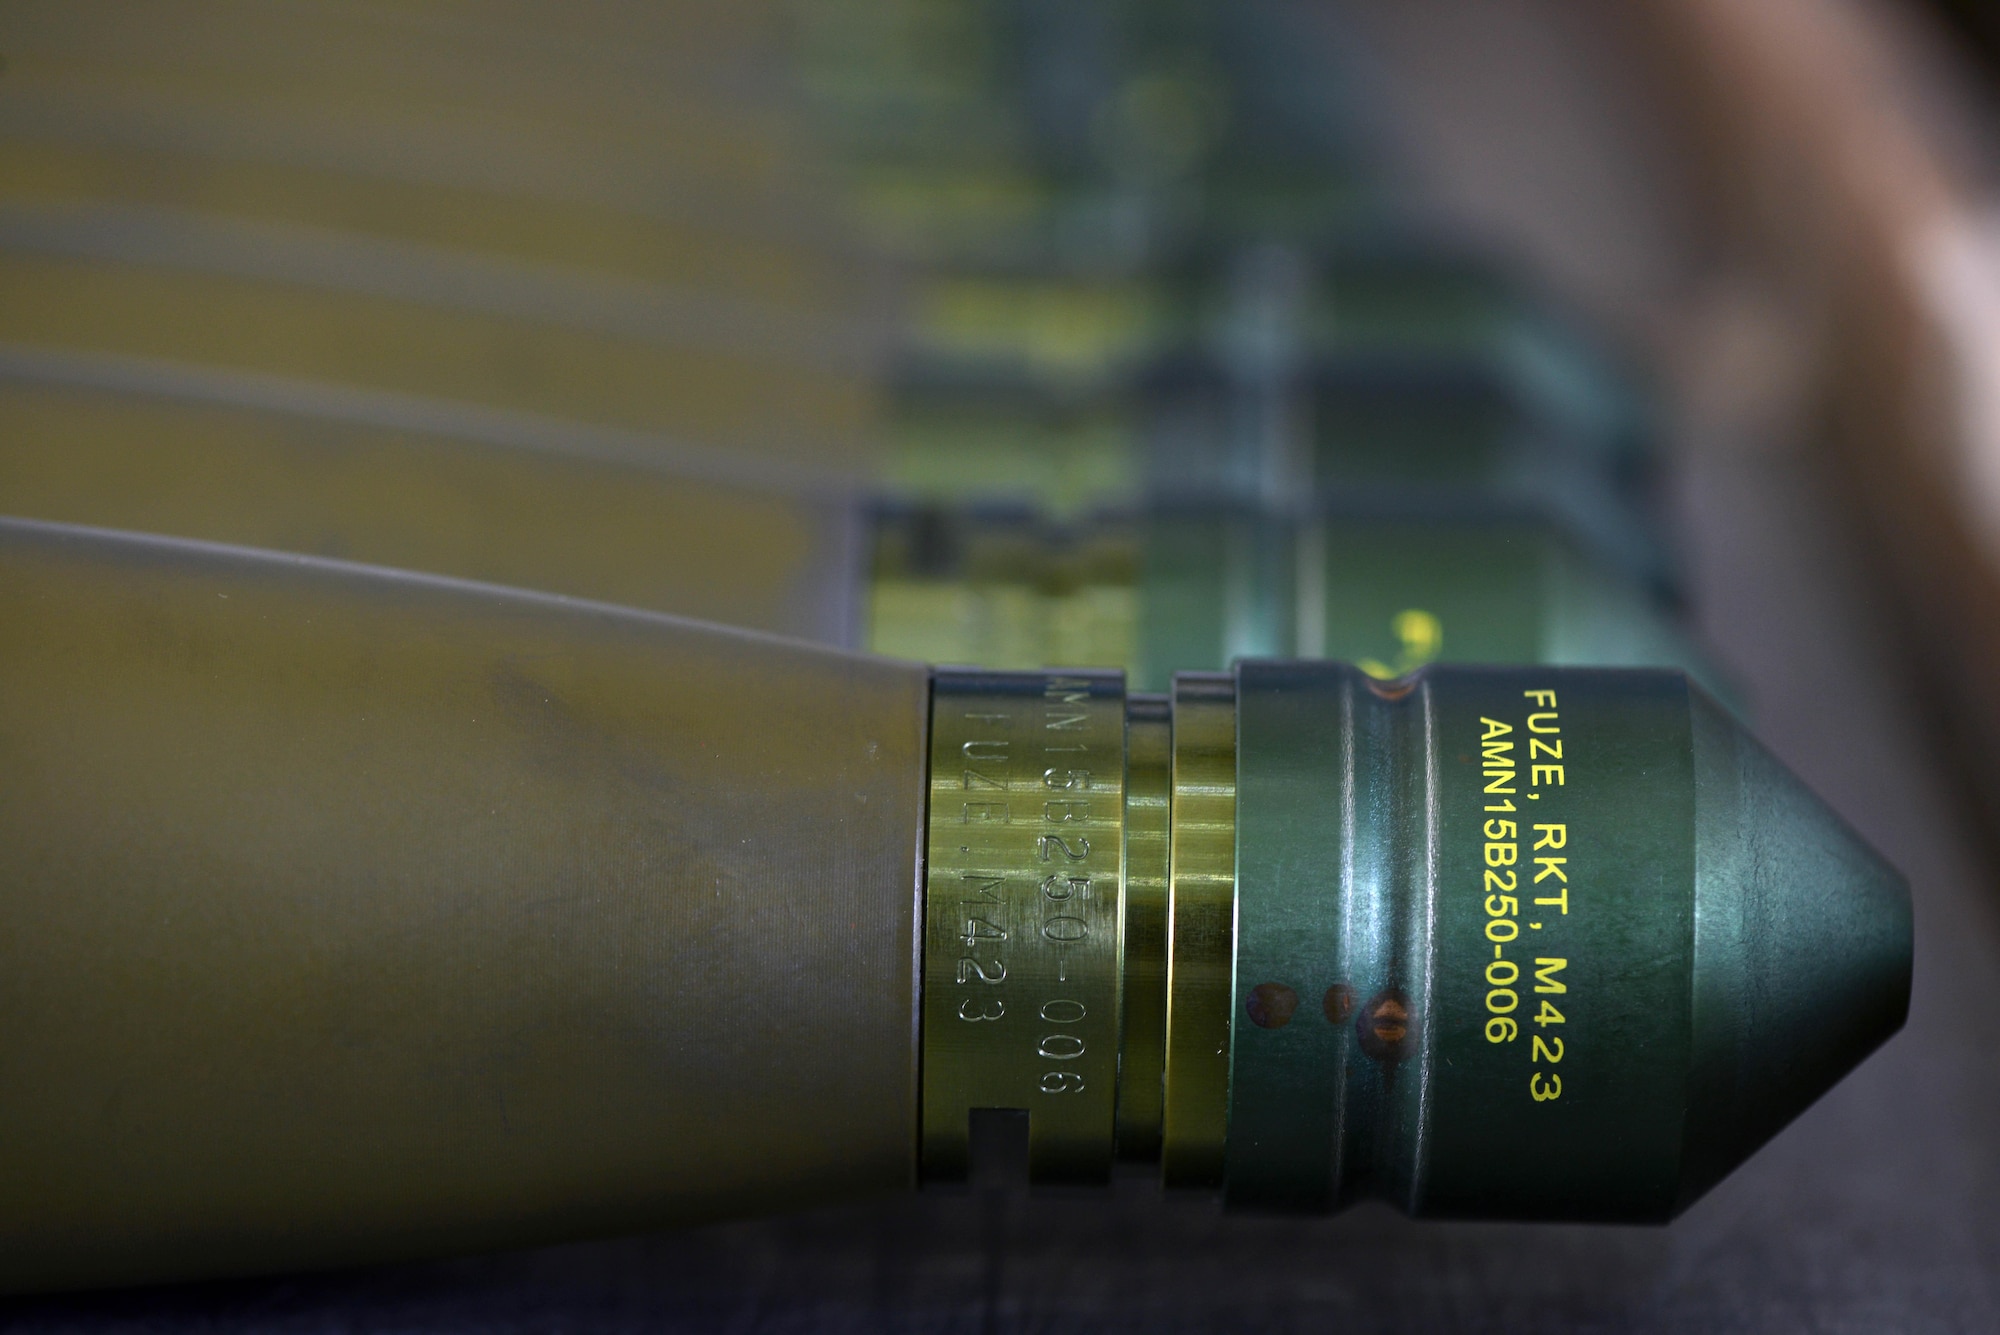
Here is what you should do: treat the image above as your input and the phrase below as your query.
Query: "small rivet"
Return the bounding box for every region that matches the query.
[1323,982,1356,1024]
[1355,987,1413,1061]
[1245,982,1299,1030]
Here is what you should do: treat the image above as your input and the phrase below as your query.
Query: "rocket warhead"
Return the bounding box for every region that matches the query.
[0,519,1909,1294]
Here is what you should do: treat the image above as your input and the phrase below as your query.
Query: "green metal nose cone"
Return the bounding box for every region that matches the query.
[1677,687,1914,1210]
[1224,663,1909,1221]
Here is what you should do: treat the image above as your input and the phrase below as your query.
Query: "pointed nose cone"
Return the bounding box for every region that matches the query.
[1677,688,1913,1209]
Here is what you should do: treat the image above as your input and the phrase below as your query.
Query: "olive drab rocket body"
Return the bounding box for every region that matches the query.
[0,517,1908,1292]
[0,517,928,1293]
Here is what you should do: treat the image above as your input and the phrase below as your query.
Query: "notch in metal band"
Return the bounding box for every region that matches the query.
[920,669,1126,1186]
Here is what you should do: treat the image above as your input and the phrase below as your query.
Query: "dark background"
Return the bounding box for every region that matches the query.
[1928,0,2000,83]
